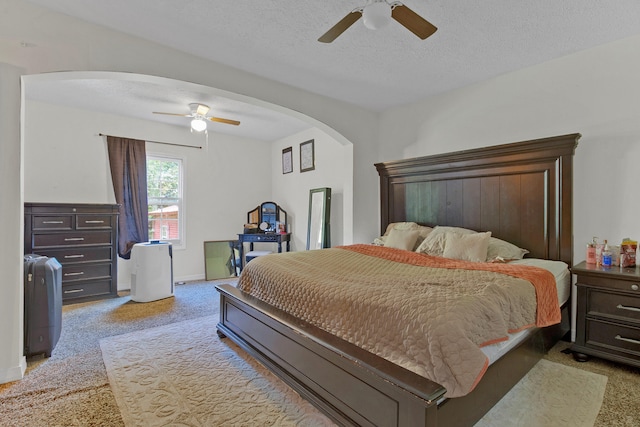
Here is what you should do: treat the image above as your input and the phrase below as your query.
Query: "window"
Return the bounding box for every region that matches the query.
[147,154,184,247]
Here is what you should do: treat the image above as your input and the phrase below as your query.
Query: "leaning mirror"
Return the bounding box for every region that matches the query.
[204,240,240,280]
[306,187,331,250]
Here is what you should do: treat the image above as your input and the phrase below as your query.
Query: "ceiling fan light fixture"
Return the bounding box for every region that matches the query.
[363,1,392,30]
[190,117,207,132]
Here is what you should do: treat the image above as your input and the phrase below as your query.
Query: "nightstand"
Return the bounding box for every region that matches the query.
[572,261,640,368]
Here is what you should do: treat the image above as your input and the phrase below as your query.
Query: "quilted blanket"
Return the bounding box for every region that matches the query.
[237,244,560,397]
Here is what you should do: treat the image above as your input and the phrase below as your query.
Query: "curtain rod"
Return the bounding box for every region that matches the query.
[98,133,202,149]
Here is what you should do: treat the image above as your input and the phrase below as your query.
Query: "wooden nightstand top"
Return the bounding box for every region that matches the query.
[572,260,640,280]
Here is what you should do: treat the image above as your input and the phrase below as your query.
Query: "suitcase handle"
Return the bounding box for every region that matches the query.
[64,237,85,242]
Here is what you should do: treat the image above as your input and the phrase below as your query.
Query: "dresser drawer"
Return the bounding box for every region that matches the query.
[588,290,640,324]
[586,319,640,358]
[62,263,112,283]
[62,280,113,301]
[33,231,112,248]
[32,215,73,231]
[77,214,114,229]
[33,246,113,265]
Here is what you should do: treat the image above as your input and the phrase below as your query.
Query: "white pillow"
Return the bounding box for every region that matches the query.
[415,225,529,261]
[442,231,492,262]
[374,222,433,250]
[487,237,529,261]
[384,228,420,251]
[415,226,476,256]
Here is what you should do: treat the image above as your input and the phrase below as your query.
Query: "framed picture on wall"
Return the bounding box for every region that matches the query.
[282,146,293,174]
[300,139,315,172]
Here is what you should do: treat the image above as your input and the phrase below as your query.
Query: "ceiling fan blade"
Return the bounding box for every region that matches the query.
[318,10,362,43]
[391,4,437,40]
[152,111,191,117]
[208,116,240,126]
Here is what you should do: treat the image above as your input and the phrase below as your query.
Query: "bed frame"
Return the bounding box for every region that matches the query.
[216,133,580,426]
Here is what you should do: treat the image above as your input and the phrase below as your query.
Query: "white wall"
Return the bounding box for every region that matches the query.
[271,128,353,250]
[0,63,27,383]
[378,34,640,259]
[25,100,272,285]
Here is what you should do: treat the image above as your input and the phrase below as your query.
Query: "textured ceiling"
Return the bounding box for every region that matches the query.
[20,0,640,140]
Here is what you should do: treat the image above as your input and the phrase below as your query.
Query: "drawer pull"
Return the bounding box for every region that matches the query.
[84,220,105,224]
[614,335,640,346]
[63,289,84,294]
[617,304,640,313]
[632,284,639,291]
[64,272,84,277]
[64,254,85,259]
[64,237,85,242]
[42,220,64,224]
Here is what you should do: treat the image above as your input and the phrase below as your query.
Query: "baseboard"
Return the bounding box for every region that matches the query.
[118,274,208,292]
[0,356,27,385]
[174,274,206,283]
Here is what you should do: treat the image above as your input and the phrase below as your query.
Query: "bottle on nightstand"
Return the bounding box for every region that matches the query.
[601,240,612,268]
[586,237,597,264]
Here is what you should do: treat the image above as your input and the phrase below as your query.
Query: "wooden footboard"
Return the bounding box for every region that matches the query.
[216,283,569,427]
[216,284,446,427]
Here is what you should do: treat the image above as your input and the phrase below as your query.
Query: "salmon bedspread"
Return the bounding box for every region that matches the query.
[236,244,561,398]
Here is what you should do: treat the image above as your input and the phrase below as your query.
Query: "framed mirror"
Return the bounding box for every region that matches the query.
[246,202,288,233]
[204,240,240,279]
[261,202,277,231]
[306,187,331,250]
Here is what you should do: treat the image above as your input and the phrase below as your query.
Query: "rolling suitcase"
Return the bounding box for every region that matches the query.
[24,254,63,357]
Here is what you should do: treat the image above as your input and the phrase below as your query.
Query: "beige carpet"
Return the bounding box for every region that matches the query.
[101,314,607,427]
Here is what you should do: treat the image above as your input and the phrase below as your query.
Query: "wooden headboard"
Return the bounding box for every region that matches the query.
[375,133,580,265]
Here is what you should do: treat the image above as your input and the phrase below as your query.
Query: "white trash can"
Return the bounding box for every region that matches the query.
[130,241,174,302]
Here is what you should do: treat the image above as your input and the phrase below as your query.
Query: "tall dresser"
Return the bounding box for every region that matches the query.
[24,203,120,304]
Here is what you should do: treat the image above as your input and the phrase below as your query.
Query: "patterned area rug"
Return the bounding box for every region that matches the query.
[100,315,335,426]
[476,358,607,427]
[101,315,607,427]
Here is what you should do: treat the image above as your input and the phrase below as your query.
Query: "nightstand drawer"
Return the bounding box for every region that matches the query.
[586,319,640,357]
[578,274,640,293]
[588,290,640,323]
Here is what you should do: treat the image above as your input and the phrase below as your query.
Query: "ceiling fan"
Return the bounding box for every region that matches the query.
[153,103,240,132]
[318,0,437,43]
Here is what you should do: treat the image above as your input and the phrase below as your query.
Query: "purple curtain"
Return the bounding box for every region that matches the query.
[107,136,149,259]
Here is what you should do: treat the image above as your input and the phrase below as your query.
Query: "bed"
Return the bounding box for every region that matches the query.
[216,133,580,427]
